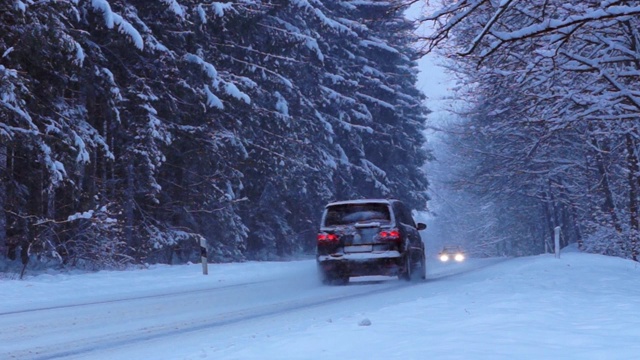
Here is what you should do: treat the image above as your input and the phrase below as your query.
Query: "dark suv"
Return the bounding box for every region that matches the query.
[316,199,427,285]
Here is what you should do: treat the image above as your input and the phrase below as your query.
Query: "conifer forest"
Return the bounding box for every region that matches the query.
[0,0,430,268]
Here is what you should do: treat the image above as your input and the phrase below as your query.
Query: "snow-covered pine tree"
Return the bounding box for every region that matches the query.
[348,1,430,211]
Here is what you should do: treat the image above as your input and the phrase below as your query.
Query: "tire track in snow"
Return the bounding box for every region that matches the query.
[0,281,267,316]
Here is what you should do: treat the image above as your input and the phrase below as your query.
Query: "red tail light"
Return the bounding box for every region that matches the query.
[317,233,339,242]
[379,229,400,240]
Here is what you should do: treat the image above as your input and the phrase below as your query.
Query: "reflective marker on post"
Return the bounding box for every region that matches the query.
[200,238,208,275]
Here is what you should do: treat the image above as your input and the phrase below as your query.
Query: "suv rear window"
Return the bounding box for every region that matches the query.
[323,203,391,226]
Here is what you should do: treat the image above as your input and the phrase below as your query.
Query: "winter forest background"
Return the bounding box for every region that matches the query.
[1,0,639,272]
[1,0,432,269]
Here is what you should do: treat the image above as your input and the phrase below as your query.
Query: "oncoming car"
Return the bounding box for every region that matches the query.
[316,199,427,285]
[439,245,466,262]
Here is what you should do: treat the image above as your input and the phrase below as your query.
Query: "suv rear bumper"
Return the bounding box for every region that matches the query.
[317,251,403,277]
[317,250,401,262]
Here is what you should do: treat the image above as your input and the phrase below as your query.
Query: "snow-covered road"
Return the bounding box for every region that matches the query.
[0,257,502,360]
[4,249,637,360]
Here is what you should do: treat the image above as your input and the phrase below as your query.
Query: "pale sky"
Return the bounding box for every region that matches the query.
[405,1,453,118]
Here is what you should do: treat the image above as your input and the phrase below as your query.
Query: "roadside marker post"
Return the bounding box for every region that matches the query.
[200,238,208,275]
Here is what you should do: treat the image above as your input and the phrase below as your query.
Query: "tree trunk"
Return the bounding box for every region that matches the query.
[560,206,571,248]
[570,202,584,248]
[626,133,639,261]
[0,142,6,258]
[589,128,623,233]
[124,162,136,258]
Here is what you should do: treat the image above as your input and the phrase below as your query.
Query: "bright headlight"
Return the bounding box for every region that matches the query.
[439,254,449,262]
[454,253,465,262]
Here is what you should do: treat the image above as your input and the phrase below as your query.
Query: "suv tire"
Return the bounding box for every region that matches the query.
[419,249,427,280]
[400,253,412,281]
